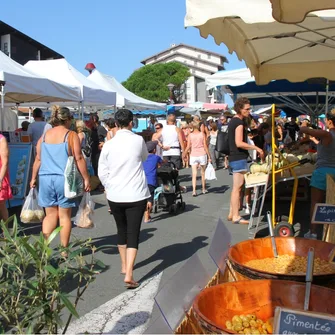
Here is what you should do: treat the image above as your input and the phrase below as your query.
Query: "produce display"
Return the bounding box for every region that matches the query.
[247,151,317,183]
[20,209,45,223]
[225,314,273,334]
[245,255,335,275]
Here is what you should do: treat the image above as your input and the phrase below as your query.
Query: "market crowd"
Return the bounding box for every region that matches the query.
[1,100,333,287]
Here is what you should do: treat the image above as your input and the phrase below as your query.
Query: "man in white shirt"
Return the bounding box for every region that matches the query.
[161,114,185,169]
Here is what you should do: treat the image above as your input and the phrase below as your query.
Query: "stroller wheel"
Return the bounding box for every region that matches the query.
[154,204,158,214]
[169,204,178,215]
[180,202,186,211]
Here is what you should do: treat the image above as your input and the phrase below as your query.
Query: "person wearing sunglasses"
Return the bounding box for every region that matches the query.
[300,109,335,239]
[227,97,264,225]
[152,123,164,158]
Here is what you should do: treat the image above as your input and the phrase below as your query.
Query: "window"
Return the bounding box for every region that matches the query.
[3,42,8,55]
[187,82,191,88]
[194,61,197,66]
[197,54,201,59]
[192,69,196,74]
[208,54,211,59]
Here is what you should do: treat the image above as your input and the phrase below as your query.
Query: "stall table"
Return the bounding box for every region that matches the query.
[246,173,312,239]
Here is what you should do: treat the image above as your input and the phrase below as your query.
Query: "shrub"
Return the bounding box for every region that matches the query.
[0,216,105,334]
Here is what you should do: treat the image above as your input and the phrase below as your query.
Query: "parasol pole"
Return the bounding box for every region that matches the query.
[325,79,330,115]
[0,81,5,131]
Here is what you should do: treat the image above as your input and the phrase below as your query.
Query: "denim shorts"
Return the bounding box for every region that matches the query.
[38,175,76,208]
[229,159,248,174]
[310,167,335,191]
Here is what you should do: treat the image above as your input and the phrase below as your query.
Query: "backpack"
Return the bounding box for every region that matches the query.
[216,128,230,155]
[82,131,93,158]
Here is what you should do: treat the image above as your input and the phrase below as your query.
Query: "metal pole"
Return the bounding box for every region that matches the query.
[325,79,330,117]
[0,83,5,131]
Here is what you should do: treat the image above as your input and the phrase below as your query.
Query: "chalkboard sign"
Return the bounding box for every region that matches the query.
[274,307,335,334]
[312,203,335,224]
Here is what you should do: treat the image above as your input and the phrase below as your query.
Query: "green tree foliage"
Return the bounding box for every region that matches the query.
[123,62,191,103]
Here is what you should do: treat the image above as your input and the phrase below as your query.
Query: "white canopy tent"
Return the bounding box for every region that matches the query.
[24,59,116,106]
[0,51,82,130]
[206,68,254,91]
[88,69,166,111]
[0,51,81,104]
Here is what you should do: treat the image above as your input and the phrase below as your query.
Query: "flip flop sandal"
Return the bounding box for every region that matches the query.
[192,193,197,197]
[202,189,209,194]
[233,217,249,225]
[125,281,140,289]
[227,216,233,221]
[144,219,152,223]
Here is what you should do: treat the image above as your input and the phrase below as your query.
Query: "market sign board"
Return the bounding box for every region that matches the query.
[311,203,335,224]
[274,307,335,334]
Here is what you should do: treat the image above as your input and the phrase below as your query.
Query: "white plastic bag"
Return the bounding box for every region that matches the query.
[205,162,217,180]
[20,188,45,224]
[64,132,84,199]
[283,132,293,145]
[74,192,95,229]
[64,155,84,199]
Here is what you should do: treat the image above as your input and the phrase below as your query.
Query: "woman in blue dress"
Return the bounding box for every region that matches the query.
[30,106,90,250]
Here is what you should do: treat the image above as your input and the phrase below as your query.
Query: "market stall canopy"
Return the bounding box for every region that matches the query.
[88,69,166,110]
[184,0,335,85]
[270,0,335,23]
[0,51,81,103]
[206,68,335,115]
[173,102,227,111]
[206,68,254,90]
[24,59,116,105]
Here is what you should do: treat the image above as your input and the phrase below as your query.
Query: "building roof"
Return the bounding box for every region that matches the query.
[141,43,228,65]
[142,52,225,71]
[0,21,64,59]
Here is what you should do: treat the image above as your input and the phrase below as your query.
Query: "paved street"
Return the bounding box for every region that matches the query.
[13,165,310,333]
[60,167,252,333]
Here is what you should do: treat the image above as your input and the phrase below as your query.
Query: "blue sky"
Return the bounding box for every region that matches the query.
[2,0,245,104]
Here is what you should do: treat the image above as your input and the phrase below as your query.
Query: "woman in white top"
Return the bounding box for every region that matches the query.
[98,109,150,289]
[209,123,219,169]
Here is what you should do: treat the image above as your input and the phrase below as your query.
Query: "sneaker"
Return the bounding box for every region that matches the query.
[304,231,317,240]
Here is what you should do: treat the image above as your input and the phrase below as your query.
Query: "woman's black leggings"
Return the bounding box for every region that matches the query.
[108,199,147,249]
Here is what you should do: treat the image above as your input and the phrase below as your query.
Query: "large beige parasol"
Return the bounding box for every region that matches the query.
[185,0,335,85]
[270,0,335,23]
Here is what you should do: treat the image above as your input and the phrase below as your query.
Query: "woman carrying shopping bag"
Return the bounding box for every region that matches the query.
[30,106,90,251]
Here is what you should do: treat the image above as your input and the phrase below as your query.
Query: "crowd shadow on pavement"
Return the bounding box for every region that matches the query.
[84,228,158,255]
[208,185,230,194]
[107,311,151,334]
[135,236,208,283]
[151,204,199,222]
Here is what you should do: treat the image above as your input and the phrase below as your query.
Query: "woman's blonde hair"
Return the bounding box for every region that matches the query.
[180,121,188,129]
[50,105,71,126]
[75,120,87,133]
[191,121,201,130]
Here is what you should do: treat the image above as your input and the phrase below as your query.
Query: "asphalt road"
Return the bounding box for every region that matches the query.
[11,165,311,332]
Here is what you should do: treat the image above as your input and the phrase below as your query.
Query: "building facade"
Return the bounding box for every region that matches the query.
[141,43,227,104]
[0,21,63,65]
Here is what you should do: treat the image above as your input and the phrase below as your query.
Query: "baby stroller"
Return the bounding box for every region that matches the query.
[153,161,186,215]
